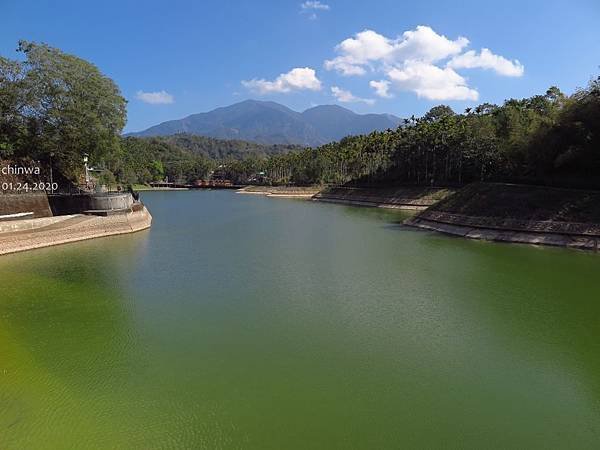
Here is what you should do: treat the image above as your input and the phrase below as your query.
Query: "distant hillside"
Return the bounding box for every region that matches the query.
[116,134,300,186]
[155,134,301,159]
[128,100,401,146]
[301,105,401,143]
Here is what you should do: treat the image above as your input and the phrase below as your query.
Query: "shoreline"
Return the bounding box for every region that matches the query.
[312,197,429,210]
[312,186,454,210]
[3,183,599,254]
[405,183,600,251]
[406,215,600,251]
[133,186,189,191]
[0,206,152,256]
[236,186,320,198]
[309,184,600,251]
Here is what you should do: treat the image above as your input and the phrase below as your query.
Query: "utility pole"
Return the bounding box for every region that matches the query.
[49,152,54,193]
[83,155,89,183]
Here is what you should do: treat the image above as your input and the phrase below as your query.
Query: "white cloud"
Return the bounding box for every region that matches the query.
[369,80,392,98]
[324,26,468,76]
[392,26,469,63]
[387,61,478,101]
[300,1,329,19]
[301,1,329,10]
[447,48,524,77]
[324,59,366,76]
[242,67,322,94]
[324,30,392,75]
[331,86,375,105]
[324,25,523,101]
[136,90,174,104]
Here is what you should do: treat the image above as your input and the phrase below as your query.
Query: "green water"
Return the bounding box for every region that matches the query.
[1,191,600,449]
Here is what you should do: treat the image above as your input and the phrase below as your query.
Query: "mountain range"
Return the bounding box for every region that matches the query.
[128,100,401,147]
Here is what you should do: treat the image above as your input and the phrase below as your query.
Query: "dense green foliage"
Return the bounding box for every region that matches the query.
[0,41,126,180]
[158,134,300,160]
[108,135,299,184]
[106,137,211,185]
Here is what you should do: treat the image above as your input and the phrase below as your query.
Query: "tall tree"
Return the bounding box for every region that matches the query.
[0,41,127,180]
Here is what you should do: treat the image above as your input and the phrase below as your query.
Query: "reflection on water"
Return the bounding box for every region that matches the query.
[1,190,599,449]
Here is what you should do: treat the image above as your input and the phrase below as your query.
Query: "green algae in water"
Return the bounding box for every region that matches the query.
[1,190,600,449]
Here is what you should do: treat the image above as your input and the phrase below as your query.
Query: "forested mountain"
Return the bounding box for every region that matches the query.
[158,133,300,159]
[301,105,400,143]
[128,100,401,146]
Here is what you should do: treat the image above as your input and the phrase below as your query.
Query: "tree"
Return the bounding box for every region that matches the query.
[0,41,127,180]
[423,105,455,122]
[0,54,28,157]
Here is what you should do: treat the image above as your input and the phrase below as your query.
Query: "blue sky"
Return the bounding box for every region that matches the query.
[2,0,599,133]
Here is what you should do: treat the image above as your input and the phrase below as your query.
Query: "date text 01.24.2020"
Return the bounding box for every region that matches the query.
[1,182,59,193]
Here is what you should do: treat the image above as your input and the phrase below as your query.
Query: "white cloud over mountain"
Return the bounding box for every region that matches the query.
[324,25,524,101]
[331,86,375,105]
[324,30,392,75]
[136,90,174,104]
[369,80,392,98]
[242,67,322,94]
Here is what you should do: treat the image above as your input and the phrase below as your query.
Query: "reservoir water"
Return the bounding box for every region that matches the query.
[1,190,600,449]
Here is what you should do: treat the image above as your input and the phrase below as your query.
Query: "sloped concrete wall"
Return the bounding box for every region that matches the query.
[0,206,152,256]
[0,193,53,218]
[313,186,454,209]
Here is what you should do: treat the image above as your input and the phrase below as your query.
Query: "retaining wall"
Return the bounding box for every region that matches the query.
[405,183,600,250]
[313,186,454,209]
[0,193,53,218]
[48,193,134,215]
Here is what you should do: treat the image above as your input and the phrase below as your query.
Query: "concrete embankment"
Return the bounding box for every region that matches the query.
[406,183,600,250]
[313,186,454,210]
[237,186,321,198]
[0,205,152,256]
